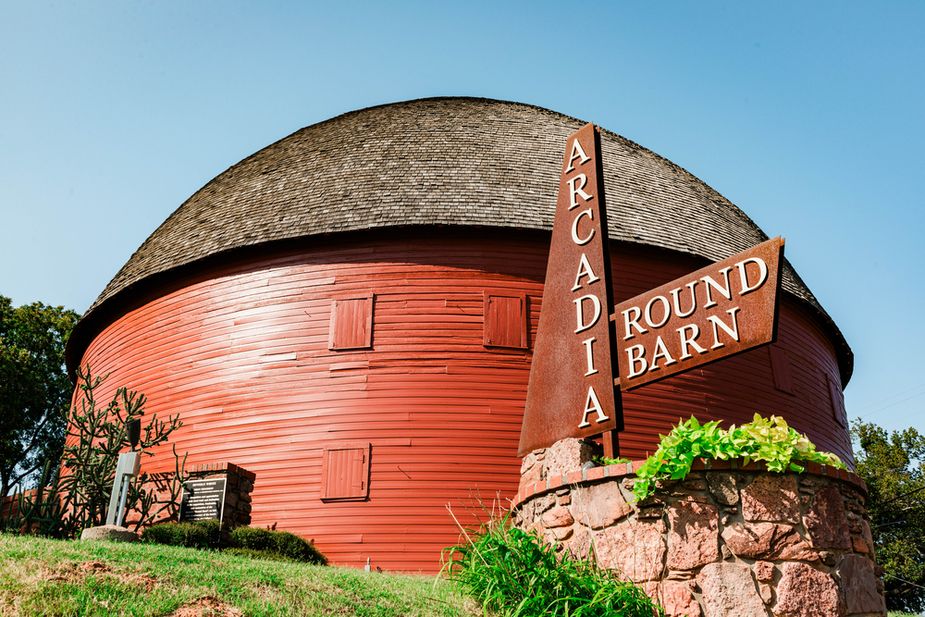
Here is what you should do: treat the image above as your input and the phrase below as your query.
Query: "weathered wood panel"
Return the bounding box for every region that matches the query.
[77,230,851,572]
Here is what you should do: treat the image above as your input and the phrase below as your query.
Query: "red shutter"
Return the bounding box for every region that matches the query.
[321,442,371,501]
[483,292,527,349]
[329,295,374,350]
[768,346,794,394]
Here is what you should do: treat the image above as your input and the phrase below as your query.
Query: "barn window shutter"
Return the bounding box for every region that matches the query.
[329,294,374,350]
[321,442,371,502]
[483,292,528,349]
[827,374,847,428]
[768,346,794,394]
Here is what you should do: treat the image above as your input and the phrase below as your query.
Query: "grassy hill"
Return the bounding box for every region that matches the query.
[0,533,477,617]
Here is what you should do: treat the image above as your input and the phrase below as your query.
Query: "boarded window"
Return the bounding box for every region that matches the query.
[828,374,847,427]
[329,295,374,350]
[768,346,794,394]
[483,292,527,349]
[321,442,371,502]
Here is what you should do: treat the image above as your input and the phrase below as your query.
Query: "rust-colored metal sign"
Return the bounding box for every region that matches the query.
[518,124,619,456]
[613,237,785,390]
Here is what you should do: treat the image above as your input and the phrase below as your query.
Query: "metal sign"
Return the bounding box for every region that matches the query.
[180,477,227,523]
[518,123,619,456]
[614,237,784,390]
[517,123,787,458]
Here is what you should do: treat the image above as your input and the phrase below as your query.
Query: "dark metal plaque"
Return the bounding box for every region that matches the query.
[518,123,619,456]
[179,477,227,522]
[613,237,784,390]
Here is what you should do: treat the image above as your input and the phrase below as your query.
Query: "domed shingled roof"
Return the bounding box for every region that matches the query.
[72,97,852,381]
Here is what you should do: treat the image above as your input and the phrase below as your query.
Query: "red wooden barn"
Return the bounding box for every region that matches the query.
[65,98,853,571]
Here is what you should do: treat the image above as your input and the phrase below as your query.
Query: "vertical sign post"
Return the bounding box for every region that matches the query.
[518,124,621,456]
[105,418,142,527]
[518,124,785,459]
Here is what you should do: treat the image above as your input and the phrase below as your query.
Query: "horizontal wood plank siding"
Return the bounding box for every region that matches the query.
[78,231,852,572]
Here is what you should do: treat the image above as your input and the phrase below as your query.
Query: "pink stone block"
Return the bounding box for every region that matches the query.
[838,555,885,615]
[803,485,851,550]
[660,580,701,617]
[697,562,766,616]
[540,506,574,529]
[775,562,841,617]
[572,482,632,529]
[667,497,719,570]
[594,520,666,582]
[721,522,817,561]
[741,474,800,524]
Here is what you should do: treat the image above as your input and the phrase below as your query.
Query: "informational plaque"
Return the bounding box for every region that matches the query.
[179,477,227,522]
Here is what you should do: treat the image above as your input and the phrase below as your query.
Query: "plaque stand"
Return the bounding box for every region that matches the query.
[179,462,255,529]
[82,418,143,542]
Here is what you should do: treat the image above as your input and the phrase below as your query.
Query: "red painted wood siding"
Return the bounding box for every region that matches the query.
[76,230,852,572]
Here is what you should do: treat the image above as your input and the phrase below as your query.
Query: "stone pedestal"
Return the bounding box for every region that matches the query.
[512,440,886,617]
[80,524,138,543]
[184,462,255,529]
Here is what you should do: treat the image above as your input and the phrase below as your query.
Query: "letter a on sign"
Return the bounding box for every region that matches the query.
[518,124,619,456]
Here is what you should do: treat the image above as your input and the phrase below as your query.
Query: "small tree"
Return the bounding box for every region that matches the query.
[0,295,78,496]
[852,420,925,613]
[12,366,187,537]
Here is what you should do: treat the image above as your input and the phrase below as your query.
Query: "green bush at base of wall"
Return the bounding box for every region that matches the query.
[141,520,326,565]
[229,526,327,565]
[140,520,222,550]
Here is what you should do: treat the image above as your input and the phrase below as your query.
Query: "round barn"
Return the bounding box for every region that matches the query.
[65,97,853,571]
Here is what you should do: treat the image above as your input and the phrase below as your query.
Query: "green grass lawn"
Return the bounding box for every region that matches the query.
[0,533,478,617]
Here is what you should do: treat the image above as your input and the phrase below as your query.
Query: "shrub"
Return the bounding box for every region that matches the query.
[229,526,326,564]
[444,516,664,617]
[141,519,222,550]
[228,525,273,551]
[633,414,847,501]
[271,530,326,564]
[141,521,326,564]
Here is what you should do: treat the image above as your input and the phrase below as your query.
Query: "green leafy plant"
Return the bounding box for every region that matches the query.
[0,459,68,537]
[632,414,846,502]
[54,366,187,536]
[598,456,631,466]
[142,520,327,564]
[229,525,326,564]
[141,519,223,550]
[443,514,664,617]
[4,368,188,538]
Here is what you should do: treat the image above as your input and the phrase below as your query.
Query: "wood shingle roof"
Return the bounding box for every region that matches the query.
[73,97,852,381]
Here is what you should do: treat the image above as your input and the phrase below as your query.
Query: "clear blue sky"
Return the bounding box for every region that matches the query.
[1,2,922,437]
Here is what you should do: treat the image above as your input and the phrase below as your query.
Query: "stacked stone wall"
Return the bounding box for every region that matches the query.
[186,462,255,529]
[513,440,886,617]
